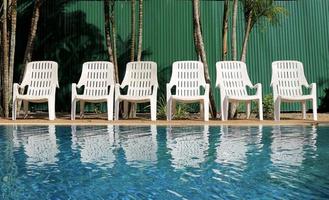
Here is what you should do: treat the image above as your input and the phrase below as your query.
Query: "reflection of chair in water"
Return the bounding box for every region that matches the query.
[270,126,317,168]
[167,126,209,169]
[216,126,262,167]
[120,125,158,164]
[71,125,117,168]
[13,125,59,166]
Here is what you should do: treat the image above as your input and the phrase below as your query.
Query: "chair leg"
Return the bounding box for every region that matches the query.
[23,101,29,118]
[12,99,16,120]
[204,99,209,121]
[80,101,85,119]
[259,98,263,121]
[313,98,318,121]
[151,100,156,121]
[302,101,306,120]
[48,98,56,120]
[115,99,120,120]
[131,103,137,118]
[107,98,114,121]
[274,97,281,121]
[123,101,129,119]
[130,102,137,118]
[71,99,76,120]
[172,100,176,117]
[221,97,229,121]
[200,101,204,120]
[246,101,251,119]
[166,98,172,121]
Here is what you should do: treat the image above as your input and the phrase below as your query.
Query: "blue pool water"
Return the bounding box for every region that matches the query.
[0,125,329,199]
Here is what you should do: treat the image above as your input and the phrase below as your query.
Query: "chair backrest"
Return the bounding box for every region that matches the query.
[21,61,59,97]
[271,61,308,97]
[216,61,252,97]
[169,61,206,96]
[77,61,114,96]
[121,61,158,97]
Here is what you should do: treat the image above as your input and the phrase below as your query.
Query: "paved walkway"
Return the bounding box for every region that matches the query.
[0,112,327,126]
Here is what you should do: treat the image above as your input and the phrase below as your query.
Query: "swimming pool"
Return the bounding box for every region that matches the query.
[0,125,328,199]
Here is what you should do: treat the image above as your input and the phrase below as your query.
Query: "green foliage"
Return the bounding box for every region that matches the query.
[251,94,273,119]
[0,106,3,117]
[263,94,274,119]
[15,0,151,113]
[173,103,190,120]
[156,95,190,119]
[156,95,167,119]
[319,88,329,112]
[241,0,288,28]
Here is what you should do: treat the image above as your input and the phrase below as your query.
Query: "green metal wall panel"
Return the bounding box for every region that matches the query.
[51,0,329,112]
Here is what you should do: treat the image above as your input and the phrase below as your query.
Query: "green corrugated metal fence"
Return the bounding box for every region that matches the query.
[35,0,329,112]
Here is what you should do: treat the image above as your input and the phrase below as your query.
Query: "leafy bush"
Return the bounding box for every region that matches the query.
[156,95,190,119]
[319,88,329,112]
[156,95,167,119]
[263,94,274,119]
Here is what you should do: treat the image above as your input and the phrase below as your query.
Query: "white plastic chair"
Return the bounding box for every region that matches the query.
[216,61,263,121]
[115,61,158,121]
[71,61,115,120]
[167,61,210,121]
[12,61,59,120]
[271,61,317,121]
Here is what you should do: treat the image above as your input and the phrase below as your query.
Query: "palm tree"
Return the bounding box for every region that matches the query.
[130,0,136,62]
[222,0,229,60]
[192,0,217,118]
[110,0,118,82]
[1,0,10,117]
[19,0,42,82]
[0,0,18,118]
[231,0,238,60]
[104,0,116,80]
[137,0,143,61]
[8,0,17,108]
[240,0,287,62]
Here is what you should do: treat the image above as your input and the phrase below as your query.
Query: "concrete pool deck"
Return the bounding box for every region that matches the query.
[0,112,328,126]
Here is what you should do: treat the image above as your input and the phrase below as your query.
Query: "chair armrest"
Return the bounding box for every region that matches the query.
[205,83,210,96]
[72,83,78,97]
[250,83,262,96]
[13,83,22,96]
[166,83,174,101]
[151,84,158,97]
[75,83,84,89]
[115,83,121,96]
[13,83,27,95]
[13,83,24,89]
[309,83,316,96]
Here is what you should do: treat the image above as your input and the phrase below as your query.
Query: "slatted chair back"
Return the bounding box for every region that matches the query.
[121,62,158,97]
[21,61,59,97]
[271,61,308,97]
[77,61,114,96]
[216,61,252,97]
[170,61,206,96]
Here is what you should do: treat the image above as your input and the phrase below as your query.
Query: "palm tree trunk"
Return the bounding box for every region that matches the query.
[110,0,118,83]
[228,0,239,119]
[130,0,136,62]
[137,0,143,61]
[19,0,42,83]
[231,0,238,60]
[104,0,115,79]
[8,0,17,107]
[193,0,217,118]
[1,0,10,118]
[240,11,252,63]
[222,0,229,60]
